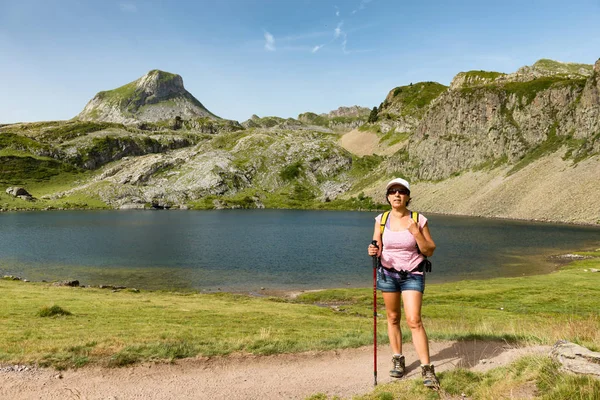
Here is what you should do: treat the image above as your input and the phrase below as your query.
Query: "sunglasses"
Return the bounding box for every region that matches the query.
[387,188,410,195]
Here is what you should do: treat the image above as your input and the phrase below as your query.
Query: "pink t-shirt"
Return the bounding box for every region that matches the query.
[375,212,428,274]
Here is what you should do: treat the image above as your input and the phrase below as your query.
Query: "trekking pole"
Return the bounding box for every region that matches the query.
[370,240,379,386]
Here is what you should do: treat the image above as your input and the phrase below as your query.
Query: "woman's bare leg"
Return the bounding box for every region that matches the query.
[402,290,430,364]
[382,291,403,355]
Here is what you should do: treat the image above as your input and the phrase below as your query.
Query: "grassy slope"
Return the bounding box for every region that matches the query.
[1,252,598,371]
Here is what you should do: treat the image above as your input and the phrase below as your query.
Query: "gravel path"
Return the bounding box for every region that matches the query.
[0,341,550,400]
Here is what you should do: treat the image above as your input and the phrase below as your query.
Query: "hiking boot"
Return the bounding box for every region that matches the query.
[389,355,405,378]
[421,364,440,389]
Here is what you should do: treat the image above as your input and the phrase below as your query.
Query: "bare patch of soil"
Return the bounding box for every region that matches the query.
[338,129,405,157]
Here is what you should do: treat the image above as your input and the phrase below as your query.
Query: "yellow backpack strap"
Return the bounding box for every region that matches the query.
[411,211,423,255]
[411,211,418,223]
[380,211,390,236]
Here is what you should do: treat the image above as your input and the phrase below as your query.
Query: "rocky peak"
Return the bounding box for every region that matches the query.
[135,70,186,100]
[77,70,219,124]
[327,106,370,118]
[500,59,593,84]
[450,71,506,90]
[594,58,600,74]
[450,59,594,90]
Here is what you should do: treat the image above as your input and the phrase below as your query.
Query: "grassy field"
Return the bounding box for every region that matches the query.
[2,251,599,398]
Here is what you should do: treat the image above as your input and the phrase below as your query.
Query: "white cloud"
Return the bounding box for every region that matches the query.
[334,22,344,38]
[359,0,373,10]
[352,0,373,14]
[264,31,276,52]
[280,31,329,42]
[312,45,324,53]
[335,6,340,16]
[119,2,137,12]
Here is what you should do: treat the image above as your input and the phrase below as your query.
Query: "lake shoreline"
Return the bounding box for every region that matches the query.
[3,250,596,298]
[2,206,600,227]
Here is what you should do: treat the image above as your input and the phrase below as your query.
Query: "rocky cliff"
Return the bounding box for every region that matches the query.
[366,59,600,181]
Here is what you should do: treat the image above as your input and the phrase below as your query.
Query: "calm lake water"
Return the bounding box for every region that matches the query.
[1,210,599,292]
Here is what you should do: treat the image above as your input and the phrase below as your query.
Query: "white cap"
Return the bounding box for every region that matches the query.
[385,178,410,192]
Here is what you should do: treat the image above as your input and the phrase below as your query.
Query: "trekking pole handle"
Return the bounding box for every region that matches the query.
[370,240,379,268]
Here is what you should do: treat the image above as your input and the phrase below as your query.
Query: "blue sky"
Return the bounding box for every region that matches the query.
[1,0,599,124]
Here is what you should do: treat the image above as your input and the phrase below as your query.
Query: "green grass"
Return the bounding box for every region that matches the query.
[296,253,600,350]
[349,355,600,400]
[38,121,121,142]
[349,154,384,177]
[0,132,49,154]
[0,167,109,211]
[378,130,411,146]
[1,251,599,370]
[0,155,80,184]
[503,76,587,105]
[384,82,448,118]
[533,59,593,75]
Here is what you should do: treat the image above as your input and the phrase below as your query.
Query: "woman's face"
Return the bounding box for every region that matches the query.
[387,185,410,207]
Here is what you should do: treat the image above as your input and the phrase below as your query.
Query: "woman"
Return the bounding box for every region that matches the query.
[367,177,439,389]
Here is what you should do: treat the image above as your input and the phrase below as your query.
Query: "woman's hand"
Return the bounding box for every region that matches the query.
[407,217,420,235]
[368,243,380,257]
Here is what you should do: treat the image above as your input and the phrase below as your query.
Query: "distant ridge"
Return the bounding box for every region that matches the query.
[77,70,219,124]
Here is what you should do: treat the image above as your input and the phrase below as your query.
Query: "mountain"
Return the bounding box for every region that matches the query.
[375,58,600,181]
[1,59,599,224]
[77,70,219,125]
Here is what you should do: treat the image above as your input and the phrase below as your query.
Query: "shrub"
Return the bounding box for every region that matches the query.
[280,162,303,181]
[37,305,72,317]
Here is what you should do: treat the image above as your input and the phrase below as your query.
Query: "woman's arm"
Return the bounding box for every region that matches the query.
[368,219,382,257]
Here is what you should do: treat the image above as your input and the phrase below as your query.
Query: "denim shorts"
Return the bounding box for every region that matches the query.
[376,269,425,293]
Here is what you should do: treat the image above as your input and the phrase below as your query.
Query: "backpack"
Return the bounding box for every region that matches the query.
[379,210,432,273]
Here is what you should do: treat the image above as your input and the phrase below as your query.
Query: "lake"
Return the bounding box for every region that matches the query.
[1,210,599,292]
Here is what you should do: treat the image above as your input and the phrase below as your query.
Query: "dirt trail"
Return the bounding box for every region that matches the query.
[0,341,550,400]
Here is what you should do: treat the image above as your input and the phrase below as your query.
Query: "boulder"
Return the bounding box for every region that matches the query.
[6,187,32,197]
[550,340,600,377]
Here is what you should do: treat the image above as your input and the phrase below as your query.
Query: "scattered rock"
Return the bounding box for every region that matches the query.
[52,280,80,287]
[0,365,35,373]
[99,285,127,290]
[3,275,22,281]
[119,203,146,210]
[550,340,600,377]
[554,253,590,260]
